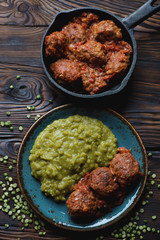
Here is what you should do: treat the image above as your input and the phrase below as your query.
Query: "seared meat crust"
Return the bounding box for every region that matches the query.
[68,40,107,65]
[90,20,122,42]
[72,12,99,27]
[62,23,86,43]
[88,167,119,197]
[50,59,82,85]
[66,173,108,218]
[81,66,110,94]
[105,51,130,79]
[66,184,108,218]
[45,31,66,58]
[110,147,143,188]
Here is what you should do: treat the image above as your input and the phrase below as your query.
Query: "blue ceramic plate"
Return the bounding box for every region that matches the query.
[17,104,147,231]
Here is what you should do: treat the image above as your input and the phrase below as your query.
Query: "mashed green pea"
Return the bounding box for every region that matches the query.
[29,115,117,201]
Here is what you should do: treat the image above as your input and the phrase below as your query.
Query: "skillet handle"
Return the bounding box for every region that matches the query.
[122,0,160,29]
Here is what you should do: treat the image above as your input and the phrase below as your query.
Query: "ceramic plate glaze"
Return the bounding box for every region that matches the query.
[17,104,147,231]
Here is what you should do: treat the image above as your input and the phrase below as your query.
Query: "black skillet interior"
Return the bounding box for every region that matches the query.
[41,8,136,99]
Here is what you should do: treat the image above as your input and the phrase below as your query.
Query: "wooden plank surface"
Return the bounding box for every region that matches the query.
[0,0,160,239]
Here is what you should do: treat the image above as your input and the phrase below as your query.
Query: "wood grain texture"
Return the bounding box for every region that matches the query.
[0,0,160,239]
[0,60,160,148]
[0,26,45,66]
[0,0,159,31]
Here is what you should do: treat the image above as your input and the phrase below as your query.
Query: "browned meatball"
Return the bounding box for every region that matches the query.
[114,41,132,55]
[91,20,122,42]
[105,51,130,78]
[66,181,108,218]
[102,40,118,53]
[66,184,97,218]
[81,66,111,94]
[110,147,143,188]
[45,31,66,57]
[62,23,86,43]
[88,167,119,198]
[72,12,99,28]
[68,40,107,65]
[50,59,82,85]
[103,40,132,56]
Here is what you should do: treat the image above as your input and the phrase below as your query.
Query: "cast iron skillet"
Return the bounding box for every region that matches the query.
[41,0,160,99]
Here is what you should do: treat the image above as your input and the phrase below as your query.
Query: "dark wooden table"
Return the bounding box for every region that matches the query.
[0,0,160,239]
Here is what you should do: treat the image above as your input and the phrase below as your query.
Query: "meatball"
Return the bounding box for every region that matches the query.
[114,41,132,55]
[110,147,143,188]
[105,51,130,78]
[91,20,122,42]
[81,66,111,94]
[62,23,86,43]
[72,12,99,28]
[66,184,97,218]
[68,40,107,65]
[88,167,119,198]
[102,40,118,53]
[45,31,66,58]
[103,40,132,56]
[50,59,82,85]
[66,183,108,218]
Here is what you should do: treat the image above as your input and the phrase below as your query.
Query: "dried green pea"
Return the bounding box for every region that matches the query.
[148,152,152,157]
[27,106,31,111]
[4,224,9,228]
[19,126,23,131]
[148,170,151,176]
[16,75,21,80]
[10,126,14,131]
[152,174,156,179]
[36,94,41,100]
[6,112,11,116]
[151,180,155,185]
[8,165,13,171]
[1,121,5,126]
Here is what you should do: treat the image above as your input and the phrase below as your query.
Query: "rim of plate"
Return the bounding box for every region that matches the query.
[17,103,148,232]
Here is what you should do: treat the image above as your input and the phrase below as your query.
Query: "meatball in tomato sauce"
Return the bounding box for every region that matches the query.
[66,147,143,220]
[50,59,82,85]
[72,12,99,28]
[45,12,132,94]
[68,40,107,65]
[81,66,111,94]
[45,31,66,58]
[110,147,143,188]
[62,22,86,43]
[66,179,108,218]
[88,167,119,198]
[90,20,122,42]
[105,51,130,78]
